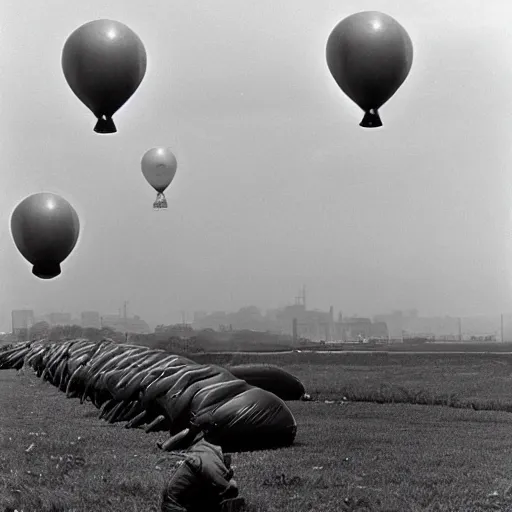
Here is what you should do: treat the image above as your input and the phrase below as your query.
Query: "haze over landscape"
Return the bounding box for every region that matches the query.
[2,0,512,333]
[7,3,512,511]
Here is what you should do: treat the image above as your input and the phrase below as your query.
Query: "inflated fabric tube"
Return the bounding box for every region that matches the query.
[0,339,298,452]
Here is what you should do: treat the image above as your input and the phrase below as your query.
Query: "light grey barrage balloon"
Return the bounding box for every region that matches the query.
[141,148,178,210]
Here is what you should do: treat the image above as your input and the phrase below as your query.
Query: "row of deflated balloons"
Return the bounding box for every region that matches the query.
[10,11,414,280]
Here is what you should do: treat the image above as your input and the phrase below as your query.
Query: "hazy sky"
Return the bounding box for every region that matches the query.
[2,0,512,331]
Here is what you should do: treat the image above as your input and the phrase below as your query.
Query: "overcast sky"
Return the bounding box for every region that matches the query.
[1,0,512,331]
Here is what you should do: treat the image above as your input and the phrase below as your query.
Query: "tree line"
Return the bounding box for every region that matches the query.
[2,322,297,354]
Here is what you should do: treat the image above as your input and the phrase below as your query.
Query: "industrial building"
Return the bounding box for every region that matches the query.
[337,316,389,341]
[11,310,35,335]
[101,314,150,334]
[46,312,73,326]
[81,311,101,329]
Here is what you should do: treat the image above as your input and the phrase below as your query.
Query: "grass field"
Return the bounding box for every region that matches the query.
[312,342,512,351]
[293,342,512,353]
[3,352,512,511]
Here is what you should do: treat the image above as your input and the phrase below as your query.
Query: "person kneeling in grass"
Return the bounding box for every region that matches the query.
[160,426,243,512]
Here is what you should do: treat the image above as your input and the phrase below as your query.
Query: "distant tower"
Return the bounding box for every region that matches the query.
[294,285,307,309]
[292,318,298,345]
[329,306,334,342]
[122,301,129,334]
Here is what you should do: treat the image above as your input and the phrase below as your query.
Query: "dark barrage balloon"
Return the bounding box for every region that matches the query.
[62,19,147,134]
[10,193,80,279]
[228,364,306,401]
[326,11,413,128]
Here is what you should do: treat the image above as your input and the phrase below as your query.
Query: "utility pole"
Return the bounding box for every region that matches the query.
[501,313,504,343]
[458,317,462,341]
[122,301,129,340]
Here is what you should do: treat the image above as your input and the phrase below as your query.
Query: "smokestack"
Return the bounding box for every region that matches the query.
[292,318,298,345]
[329,306,334,342]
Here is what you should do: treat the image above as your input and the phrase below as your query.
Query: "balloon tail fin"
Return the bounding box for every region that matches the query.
[94,116,117,134]
[360,109,383,128]
[153,193,168,210]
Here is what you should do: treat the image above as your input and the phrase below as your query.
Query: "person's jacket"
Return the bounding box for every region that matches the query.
[163,438,237,510]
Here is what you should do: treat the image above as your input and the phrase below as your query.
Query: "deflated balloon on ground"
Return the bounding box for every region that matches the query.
[0,340,297,452]
[227,364,306,401]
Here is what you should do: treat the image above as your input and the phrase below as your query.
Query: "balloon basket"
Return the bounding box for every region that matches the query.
[360,109,383,128]
[153,193,168,210]
[94,116,117,134]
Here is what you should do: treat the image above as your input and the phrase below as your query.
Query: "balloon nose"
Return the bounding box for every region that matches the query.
[32,261,61,279]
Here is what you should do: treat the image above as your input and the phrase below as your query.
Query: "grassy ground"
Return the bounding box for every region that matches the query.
[197,351,512,411]
[201,341,512,353]
[299,342,512,352]
[3,353,512,510]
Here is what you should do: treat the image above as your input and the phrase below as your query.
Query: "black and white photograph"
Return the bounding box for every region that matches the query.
[1,1,512,511]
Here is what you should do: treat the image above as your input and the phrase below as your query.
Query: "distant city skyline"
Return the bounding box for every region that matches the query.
[4,273,510,334]
[6,302,511,341]
[8,307,150,335]
[7,304,509,329]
